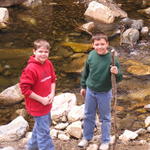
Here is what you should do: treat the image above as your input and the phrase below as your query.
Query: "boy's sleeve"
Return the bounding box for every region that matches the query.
[80,60,89,89]
[19,68,36,97]
[115,57,123,82]
[49,61,56,83]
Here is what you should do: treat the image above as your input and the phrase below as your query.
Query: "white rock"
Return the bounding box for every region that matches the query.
[58,133,70,141]
[119,130,138,143]
[144,104,150,112]
[0,84,24,105]
[110,135,116,145]
[135,128,147,135]
[141,26,149,35]
[0,147,15,150]
[0,116,29,142]
[145,116,150,127]
[51,93,76,122]
[87,144,98,150]
[0,8,9,23]
[121,28,139,46]
[138,140,147,145]
[23,0,42,8]
[66,121,82,139]
[54,122,69,130]
[84,1,115,24]
[25,132,32,139]
[67,104,84,122]
[50,129,58,139]
[147,126,150,132]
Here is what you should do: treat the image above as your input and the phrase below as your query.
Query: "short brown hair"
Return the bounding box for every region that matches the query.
[91,33,108,43]
[33,39,51,50]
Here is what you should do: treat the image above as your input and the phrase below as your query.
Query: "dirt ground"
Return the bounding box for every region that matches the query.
[0,138,150,150]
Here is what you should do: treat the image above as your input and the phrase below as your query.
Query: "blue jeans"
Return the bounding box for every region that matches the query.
[83,88,112,143]
[28,113,54,150]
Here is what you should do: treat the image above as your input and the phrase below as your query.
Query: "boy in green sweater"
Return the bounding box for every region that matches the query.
[78,33,122,150]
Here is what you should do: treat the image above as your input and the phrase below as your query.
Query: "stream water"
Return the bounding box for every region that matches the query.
[0,0,150,132]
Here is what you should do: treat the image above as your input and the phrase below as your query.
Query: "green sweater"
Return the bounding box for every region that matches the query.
[81,50,122,92]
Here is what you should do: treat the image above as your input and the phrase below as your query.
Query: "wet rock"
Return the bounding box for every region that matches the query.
[131,19,143,30]
[121,28,139,46]
[0,0,26,7]
[79,22,94,35]
[127,88,150,101]
[22,0,42,8]
[18,14,37,25]
[138,7,150,18]
[62,55,87,73]
[61,41,92,53]
[142,0,150,7]
[127,64,150,76]
[0,64,3,73]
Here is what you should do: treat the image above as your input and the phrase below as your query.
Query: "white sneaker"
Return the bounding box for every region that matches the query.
[99,143,109,150]
[78,138,89,148]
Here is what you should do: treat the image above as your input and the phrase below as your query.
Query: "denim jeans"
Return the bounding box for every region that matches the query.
[28,113,54,150]
[83,87,112,143]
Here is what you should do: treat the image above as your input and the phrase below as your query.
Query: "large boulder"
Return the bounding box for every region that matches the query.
[0,84,24,105]
[51,93,77,122]
[0,116,29,142]
[84,1,127,24]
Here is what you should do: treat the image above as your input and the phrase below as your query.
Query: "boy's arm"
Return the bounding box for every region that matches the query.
[80,60,89,89]
[29,92,50,105]
[48,82,56,103]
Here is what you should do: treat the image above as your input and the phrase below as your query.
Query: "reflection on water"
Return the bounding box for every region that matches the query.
[0,0,150,130]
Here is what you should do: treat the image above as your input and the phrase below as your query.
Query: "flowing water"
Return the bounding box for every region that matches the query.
[0,0,150,132]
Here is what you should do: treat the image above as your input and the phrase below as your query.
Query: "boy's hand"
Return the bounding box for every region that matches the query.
[110,66,118,74]
[48,93,55,104]
[80,88,86,97]
[42,97,50,105]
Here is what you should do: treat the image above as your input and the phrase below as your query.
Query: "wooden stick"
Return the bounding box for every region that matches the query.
[111,49,118,150]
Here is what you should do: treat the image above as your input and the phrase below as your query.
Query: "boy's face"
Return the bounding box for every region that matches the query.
[93,39,109,55]
[33,47,49,64]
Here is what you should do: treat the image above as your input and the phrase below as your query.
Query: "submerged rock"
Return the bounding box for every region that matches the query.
[127,64,150,76]
[0,0,26,7]
[61,41,92,53]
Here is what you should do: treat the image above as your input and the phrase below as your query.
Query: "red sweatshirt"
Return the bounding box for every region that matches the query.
[19,55,56,116]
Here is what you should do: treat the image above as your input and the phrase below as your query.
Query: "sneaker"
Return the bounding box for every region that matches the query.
[99,143,109,150]
[78,138,89,148]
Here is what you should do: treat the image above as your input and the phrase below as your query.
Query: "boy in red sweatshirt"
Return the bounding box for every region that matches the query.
[19,39,56,150]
